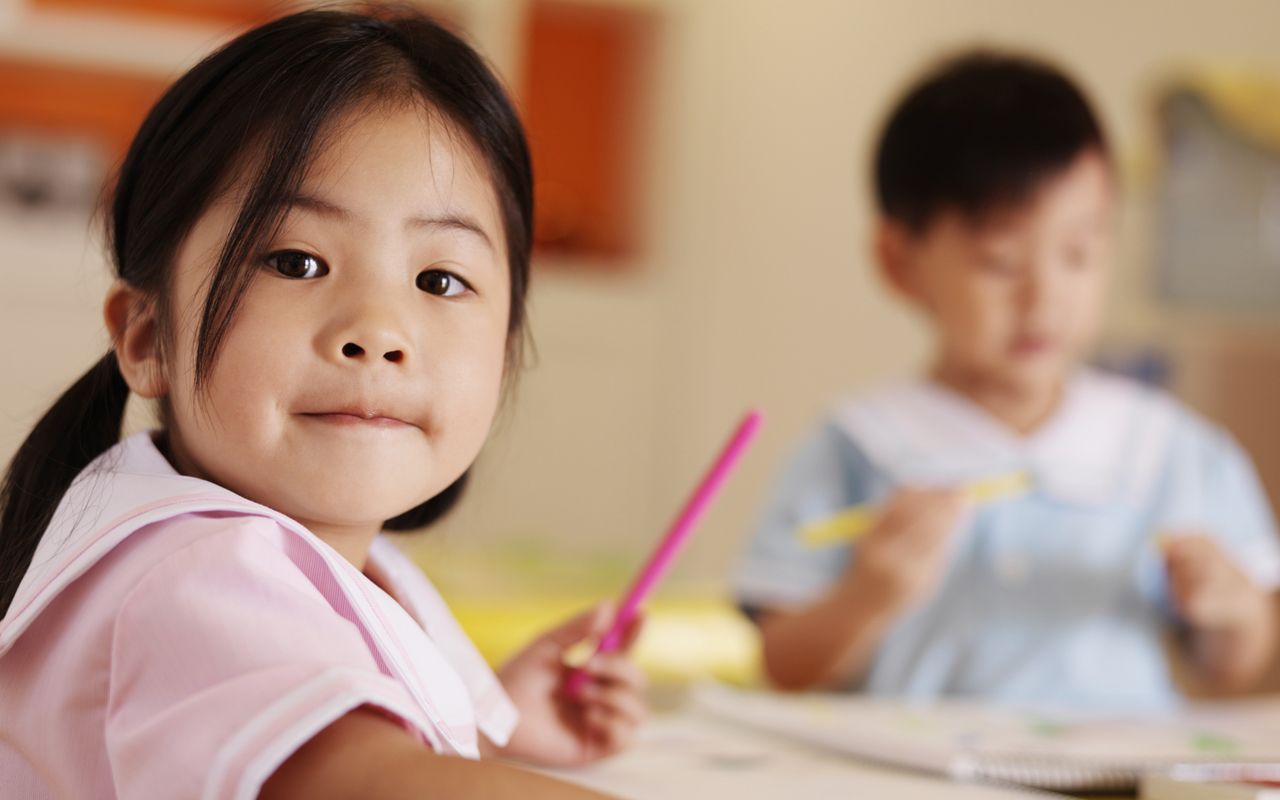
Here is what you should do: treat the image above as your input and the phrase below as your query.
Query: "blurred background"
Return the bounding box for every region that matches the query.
[3,0,1280,681]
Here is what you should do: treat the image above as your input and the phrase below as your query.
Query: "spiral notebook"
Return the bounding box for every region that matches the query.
[691,683,1280,793]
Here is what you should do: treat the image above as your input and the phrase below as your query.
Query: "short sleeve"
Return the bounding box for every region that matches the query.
[367,537,519,746]
[106,519,438,800]
[732,422,885,613]
[1201,428,1280,589]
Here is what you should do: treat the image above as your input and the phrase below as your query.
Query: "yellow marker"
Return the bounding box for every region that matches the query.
[798,472,1032,548]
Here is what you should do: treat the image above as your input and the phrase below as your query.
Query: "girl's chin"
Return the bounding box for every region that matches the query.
[267,481,446,523]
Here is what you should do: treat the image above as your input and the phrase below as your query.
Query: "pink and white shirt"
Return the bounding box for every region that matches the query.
[0,431,517,799]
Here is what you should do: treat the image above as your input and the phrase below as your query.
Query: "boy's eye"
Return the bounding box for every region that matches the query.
[416,269,469,297]
[1063,243,1091,270]
[981,256,1019,276]
[265,250,327,279]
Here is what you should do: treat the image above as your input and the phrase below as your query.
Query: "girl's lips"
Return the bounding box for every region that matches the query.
[300,412,414,428]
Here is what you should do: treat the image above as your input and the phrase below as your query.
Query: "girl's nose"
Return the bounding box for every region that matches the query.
[341,341,404,364]
[320,299,413,367]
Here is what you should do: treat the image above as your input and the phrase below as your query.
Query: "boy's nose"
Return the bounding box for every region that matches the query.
[1021,263,1055,308]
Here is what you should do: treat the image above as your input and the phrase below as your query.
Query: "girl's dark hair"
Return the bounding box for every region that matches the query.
[874,50,1108,233]
[0,5,533,615]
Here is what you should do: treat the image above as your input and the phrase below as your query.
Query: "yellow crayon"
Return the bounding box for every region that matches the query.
[798,472,1032,548]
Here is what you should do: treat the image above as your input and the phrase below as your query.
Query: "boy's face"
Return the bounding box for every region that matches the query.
[880,151,1113,394]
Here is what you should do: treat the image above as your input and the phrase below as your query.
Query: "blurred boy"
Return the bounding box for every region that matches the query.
[734,52,1280,710]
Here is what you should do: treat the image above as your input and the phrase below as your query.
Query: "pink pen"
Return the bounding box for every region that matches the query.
[564,409,764,699]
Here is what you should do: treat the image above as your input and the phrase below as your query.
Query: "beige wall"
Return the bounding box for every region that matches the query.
[456,0,1280,586]
[4,0,1280,590]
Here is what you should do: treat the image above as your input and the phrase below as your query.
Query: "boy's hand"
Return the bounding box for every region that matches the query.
[1164,534,1270,635]
[1164,533,1278,691]
[490,603,647,767]
[846,487,969,613]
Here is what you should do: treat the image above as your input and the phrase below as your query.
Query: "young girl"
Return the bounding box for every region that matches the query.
[0,7,645,798]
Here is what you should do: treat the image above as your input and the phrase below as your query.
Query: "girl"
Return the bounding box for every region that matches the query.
[0,7,645,798]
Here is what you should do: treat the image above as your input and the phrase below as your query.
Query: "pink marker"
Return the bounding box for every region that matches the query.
[564,409,764,699]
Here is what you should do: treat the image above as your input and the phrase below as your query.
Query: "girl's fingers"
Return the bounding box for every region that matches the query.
[586,652,648,691]
[576,682,648,727]
[617,611,645,652]
[544,602,616,649]
[583,703,640,754]
[537,603,618,665]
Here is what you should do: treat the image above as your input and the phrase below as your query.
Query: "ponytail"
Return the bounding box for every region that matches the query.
[0,352,129,616]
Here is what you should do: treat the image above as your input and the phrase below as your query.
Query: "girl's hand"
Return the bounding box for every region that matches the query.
[846,487,969,613]
[491,603,647,767]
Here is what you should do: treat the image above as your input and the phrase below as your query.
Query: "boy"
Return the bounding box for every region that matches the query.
[734,51,1280,710]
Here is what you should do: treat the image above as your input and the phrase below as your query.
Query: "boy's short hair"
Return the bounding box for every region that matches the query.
[874,50,1108,233]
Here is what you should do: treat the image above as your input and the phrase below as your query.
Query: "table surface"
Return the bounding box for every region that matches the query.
[544,710,1131,800]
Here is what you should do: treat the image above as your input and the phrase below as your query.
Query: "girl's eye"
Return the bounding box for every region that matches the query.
[265,250,327,279]
[416,269,469,297]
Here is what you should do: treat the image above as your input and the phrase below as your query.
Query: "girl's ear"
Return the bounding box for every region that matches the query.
[873,217,924,304]
[104,282,168,399]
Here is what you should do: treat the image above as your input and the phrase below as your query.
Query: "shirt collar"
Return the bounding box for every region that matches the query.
[2,431,261,645]
[831,369,1178,506]
[0,430,509,752]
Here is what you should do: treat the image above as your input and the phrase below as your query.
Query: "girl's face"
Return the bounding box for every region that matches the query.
[161,103,511,541]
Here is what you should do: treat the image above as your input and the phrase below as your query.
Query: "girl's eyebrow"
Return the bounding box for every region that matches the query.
[283,193,494,250]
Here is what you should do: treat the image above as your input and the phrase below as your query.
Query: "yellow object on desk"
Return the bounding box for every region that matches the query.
[450,594,763,687]
[798,472,1032,548]
[411,542,764,687]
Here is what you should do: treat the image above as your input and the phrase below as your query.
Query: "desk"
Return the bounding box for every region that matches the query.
[547,710,1116,799]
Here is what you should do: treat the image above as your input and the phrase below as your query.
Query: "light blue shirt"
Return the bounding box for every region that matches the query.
[734,370,1280,711]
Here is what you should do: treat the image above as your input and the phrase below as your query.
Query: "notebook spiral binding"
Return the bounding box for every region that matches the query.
[957,754,1147,792]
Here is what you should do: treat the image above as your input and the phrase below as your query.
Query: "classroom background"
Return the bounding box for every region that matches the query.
[3,0,1280,681]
